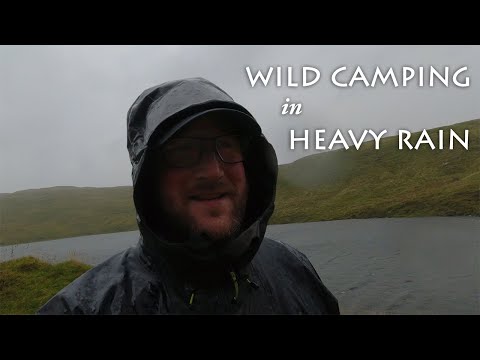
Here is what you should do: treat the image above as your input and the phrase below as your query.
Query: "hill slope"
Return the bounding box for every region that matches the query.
[271,119,479,223]
[0,186,136,245]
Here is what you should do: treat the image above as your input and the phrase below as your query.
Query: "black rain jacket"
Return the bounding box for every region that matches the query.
[37,78,340,315]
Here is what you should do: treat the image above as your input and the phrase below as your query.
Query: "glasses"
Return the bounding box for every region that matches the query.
[158,134,251,168]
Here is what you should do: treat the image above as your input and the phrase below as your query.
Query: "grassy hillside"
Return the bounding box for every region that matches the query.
[0,256,92,314]
[0,119,478,245]
[271,119,479,223]
[0,186,137,245]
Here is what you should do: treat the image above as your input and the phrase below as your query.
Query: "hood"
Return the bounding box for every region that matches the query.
[126,77,278,271]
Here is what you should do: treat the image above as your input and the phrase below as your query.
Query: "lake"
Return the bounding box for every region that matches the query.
[1,216,478,314]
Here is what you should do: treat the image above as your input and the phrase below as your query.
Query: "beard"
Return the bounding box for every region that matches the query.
[188,205,245,243]
[156,187,248,244]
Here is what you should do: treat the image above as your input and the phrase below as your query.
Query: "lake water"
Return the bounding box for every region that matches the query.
[1,217,479,314]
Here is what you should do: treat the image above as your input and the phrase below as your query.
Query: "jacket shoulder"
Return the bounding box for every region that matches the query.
[37,247,141,315]
[256,237,315,271]
[254,237,340,314]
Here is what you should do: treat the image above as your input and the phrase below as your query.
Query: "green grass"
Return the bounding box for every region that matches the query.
[272,119,479,223]
[0,119,478,245]
[0,186,137,245]
[0,256,92,314]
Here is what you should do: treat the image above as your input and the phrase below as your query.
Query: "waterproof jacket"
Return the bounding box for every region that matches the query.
[37,78,340,315]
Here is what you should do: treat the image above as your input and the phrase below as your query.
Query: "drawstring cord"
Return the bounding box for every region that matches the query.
[187,271,260,308]
[245,277,260,289]
[188,289,196,308]
[188,289,195,309]
[230,271,239,304]
[230,271,260,303]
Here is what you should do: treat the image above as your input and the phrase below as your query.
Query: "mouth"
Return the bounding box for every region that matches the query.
[190,193,228,201]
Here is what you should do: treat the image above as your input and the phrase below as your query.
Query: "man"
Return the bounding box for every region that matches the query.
[37,78,339,314]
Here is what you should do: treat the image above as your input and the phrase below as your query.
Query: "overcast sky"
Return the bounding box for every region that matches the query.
[1,45,479,193]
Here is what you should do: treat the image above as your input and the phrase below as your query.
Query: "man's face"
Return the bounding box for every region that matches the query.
[152,116,249,242]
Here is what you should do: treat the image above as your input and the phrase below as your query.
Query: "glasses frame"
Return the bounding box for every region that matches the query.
[157,133,252,169]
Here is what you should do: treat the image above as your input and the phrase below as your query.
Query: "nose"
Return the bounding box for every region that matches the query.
[195,149,224,179]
